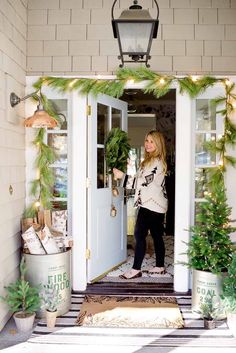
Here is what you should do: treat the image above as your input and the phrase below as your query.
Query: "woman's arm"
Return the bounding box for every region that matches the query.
[113,168,124,180]
[113,168,136,189]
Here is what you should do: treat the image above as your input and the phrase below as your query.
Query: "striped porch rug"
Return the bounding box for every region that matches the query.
[29,294,236,351]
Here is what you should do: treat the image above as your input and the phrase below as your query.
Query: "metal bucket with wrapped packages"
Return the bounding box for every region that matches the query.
[21,211,72,318]
[24,248,71,318]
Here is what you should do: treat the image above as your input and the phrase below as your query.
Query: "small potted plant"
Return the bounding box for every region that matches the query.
[221,254,236,337]
[197,293,224,329]
[40,283,60,328]
[0,256,41,332]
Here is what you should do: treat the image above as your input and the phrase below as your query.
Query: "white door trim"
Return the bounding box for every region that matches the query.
[174,90,192,292]
[71,92,87,291]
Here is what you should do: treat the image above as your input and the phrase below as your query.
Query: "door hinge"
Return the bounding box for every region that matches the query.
[86,177,91,188]
[86,248,91,259]
[87,105,91,116]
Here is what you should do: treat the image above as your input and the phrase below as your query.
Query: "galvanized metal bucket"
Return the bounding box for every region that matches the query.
[24,248,71,318]
[191,269,223,313]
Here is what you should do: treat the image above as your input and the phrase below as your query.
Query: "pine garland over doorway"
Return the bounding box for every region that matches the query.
[25,67,236,215]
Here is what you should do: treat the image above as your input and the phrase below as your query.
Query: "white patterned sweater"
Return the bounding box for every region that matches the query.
[125,159,168,214]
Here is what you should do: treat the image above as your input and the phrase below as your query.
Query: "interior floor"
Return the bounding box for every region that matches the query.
[99,235,174,283]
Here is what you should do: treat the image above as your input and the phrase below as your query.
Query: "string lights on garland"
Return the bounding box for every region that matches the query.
[25,67,236,214]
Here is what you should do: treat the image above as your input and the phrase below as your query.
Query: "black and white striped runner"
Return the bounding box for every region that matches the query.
[28,294,236,350]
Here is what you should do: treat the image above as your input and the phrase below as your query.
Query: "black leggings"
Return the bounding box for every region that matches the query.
[132,207,165,270]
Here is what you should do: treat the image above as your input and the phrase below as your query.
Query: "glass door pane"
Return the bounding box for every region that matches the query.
[52,166,68,198]
[97,104,108,144]
[48,133,67,164]
[97,103,109,188]
[47,99,68,210]
[112,107,121,128]
[195,168,209,199]
[194,98,218,223]
[195,133,216,165]
[196,99,216,131]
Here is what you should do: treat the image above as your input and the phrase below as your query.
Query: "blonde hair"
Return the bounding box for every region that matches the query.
[140,130,167,174]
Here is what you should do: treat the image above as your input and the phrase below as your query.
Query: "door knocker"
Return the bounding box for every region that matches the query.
[110,205,117,217]
[112,186,119,197]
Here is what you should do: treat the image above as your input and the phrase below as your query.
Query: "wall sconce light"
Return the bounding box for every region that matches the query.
[112,0,159,67]
[10,92,58,128]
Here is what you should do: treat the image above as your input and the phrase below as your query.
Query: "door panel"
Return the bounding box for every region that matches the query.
[87,94,127,282]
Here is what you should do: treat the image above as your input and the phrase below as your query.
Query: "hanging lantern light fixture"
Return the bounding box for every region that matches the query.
[111,0,159,67]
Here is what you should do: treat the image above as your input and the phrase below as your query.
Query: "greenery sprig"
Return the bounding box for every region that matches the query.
[177,76,220,98]
[24,128,56,218]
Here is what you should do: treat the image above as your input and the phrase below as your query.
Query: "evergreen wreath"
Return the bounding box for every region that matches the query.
[105,127,131,173]
[25,67,236,215]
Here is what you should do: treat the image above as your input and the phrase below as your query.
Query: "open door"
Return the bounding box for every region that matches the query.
[87,93,128,282]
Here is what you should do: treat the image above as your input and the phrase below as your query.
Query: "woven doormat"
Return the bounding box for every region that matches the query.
[76,295,184,329]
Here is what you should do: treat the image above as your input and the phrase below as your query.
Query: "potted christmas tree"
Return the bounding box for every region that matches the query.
[197,292,224,329]
[0,257,41,332]
[185,182,235,312]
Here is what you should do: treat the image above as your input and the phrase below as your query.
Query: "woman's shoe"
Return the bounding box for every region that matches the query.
[148,267,166,275]
[119,270,142,280]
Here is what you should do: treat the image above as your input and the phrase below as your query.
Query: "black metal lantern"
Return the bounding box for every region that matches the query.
[112,0,159,67]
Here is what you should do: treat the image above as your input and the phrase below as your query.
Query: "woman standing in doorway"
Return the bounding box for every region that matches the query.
[113,130,168,279]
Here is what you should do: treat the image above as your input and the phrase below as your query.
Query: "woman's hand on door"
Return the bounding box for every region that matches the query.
[113,168,124,180]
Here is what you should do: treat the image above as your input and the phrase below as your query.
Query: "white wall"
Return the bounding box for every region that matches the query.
[0,0,27,330]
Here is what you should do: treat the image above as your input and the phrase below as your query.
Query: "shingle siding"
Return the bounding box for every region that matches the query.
[0,0,27,331]
[26,0,236,75]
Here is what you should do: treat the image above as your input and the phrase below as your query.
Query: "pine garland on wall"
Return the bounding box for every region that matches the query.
[25,67,236,216]
[24,128,56,218]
